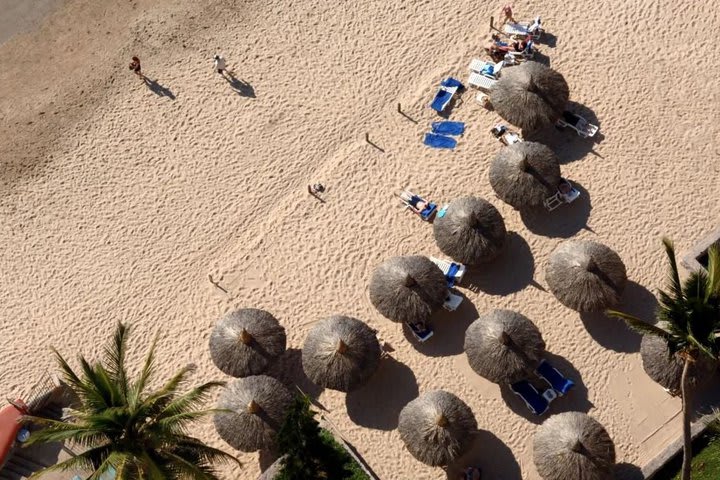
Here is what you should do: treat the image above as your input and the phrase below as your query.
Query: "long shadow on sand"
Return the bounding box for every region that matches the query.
[143,76,176,99]
[445,430,522,480]
[266,348,324,402]
[224,72,256,98]
[346,356,418,431]
[579,281,657,353]
[519,181,592,238]
[404,294,478,357]
[499,351,593,424]
[463,232,535,295]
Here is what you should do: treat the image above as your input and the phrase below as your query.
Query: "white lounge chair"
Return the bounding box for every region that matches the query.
[544,179,581,212]
[490,124,522,145]
[429,257,467,287]
[467,72,497,91]
[469,59,504,79]
[556,112,599,138]
[443,291,463,311]
[503,16,543,40]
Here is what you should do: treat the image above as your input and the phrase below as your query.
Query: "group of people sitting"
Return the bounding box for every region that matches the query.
[486,33,534,62]
[484,4,542,62]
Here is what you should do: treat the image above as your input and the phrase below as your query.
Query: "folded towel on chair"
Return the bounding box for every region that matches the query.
[424,133,457,149]
[431,121,465,136]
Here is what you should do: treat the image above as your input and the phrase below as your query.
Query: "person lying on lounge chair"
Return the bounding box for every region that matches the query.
[400,190,429,213]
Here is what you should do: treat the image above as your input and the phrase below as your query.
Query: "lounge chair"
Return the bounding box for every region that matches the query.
[467,72,497,91]
[503,16,543,40]
[490,124,522,145]
[407,321,434,342]
[536,359,575,396]
[556,111,599,138]
[504,40,536,62]
[429,257,467,287]
[469,59,504,79]
[544,179,581,212]
[430,77,464,113]
[443,291,463,311]
[510,380,555,415]
[399,190,437,221]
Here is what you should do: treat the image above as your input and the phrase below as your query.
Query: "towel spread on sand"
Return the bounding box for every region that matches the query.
[431,121,465,136]
[423,133,457,149]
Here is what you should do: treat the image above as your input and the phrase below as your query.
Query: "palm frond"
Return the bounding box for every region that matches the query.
[662,237,684,303]
[157,452,220,480]
[705,246,720,300]
[155,409,225,434]
[140,364,195,413]
[606,309,672,339]
[156,381,225,421]
[171,437,243,467]
[28,445,113,479]
[128,331,160,408]
[103,323,130,401]
[22,416,109,447]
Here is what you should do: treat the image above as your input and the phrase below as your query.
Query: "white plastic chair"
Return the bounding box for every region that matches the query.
[468,72,497,91]
[443,291,463,311]
[429,257,467,286]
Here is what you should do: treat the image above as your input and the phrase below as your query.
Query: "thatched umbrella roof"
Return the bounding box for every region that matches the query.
[398,391,477,467]
[489,62,570,132]
[433,197,507,265]
[213,375,294,452]
[545,240,627,312]
[464,309,546,384]
[640,334,716,394]
[533,411,616,480]
[369,255,448,323]
[489,142,562,209]
[302,315,382,392]
[209,308,287,377]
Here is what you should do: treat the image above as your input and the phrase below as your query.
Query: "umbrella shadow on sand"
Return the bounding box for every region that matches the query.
[404,294,478,357]
[266,348,324,403]
[499,351,593,424]
[579,281,657,353]
[519,181,592,238]
[346,356,419,431]
[445,430,522,480]
[614,462,645,480]
[463,232,536,295]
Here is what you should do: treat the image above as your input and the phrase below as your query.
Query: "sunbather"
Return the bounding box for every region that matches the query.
[400,190,429,213]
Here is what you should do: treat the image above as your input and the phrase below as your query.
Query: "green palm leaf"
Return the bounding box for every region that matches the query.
[605,310,672,339]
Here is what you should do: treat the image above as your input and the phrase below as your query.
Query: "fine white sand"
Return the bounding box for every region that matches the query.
[1,0,719,479]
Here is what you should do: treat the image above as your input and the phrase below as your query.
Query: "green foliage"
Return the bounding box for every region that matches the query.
[276,396,368,480]
[653,422,720,480]
[23,323,240,480]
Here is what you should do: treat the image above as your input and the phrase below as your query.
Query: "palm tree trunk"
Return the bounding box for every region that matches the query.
[680,357,693,480]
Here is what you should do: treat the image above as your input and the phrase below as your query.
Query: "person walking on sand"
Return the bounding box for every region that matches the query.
[129,56,142,77]
[501,4,516,23]
[213,54,227,76]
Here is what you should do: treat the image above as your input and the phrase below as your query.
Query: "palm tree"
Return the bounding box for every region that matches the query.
[608,239,720,480]
[23,323,240,479]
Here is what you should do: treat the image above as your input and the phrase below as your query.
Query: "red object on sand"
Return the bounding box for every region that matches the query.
[0,399,28,469]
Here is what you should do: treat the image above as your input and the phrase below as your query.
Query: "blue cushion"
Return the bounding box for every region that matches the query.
[423,133,457,149]
[441,77,464,89]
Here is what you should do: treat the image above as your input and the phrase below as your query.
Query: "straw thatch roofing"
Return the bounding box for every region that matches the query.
[533,411,616,480]
[489,62,570,132]
[302,315,382,392]
[489,142,561,209]
[209,308,287,377]
[433,197,507,265]
[369,255,448,323]
[213,375,294,452]
[398,390,477,467]
[640,334,716,394]
[464,309,546,384]
[545,240,627,312]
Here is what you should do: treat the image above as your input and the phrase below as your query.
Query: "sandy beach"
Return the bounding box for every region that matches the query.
[1,0,719,479]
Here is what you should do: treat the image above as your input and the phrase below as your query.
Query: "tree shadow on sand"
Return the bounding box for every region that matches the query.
[445,430,522,480]
[614,462,645,480]
[579,281,657,353]
[265,348,324,403]
[346,357,418,431]
[224,72,256,98]
[519,181,592,238]
[463,232,536,295]
[404,294,478,357]
[499,351,593,424]
[142,76,176,99]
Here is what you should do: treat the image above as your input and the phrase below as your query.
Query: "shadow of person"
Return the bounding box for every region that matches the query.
[445,430,522,480]
[224,72,256,98]
[345,357,418,430]
[142,76,176,99]
[614,462,645,480]
[530,51,551,66]
[537,31,557,48]
[404,294,478,357]
[265,348,324,402]
[463,232,535,295]
[519,181,592,238]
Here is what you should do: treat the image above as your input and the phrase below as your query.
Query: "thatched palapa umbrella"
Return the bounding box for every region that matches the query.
[302,315,381,392]
[489,62,569,132]
[369,255,448,323]
[640,334,716,394]
[489,142,561,209]
[433,196,507,265]
[464,309,546,384]
[545,240,627,312]
[213,375,293,452]
[209,308,287,377]
[533,411,616,480]
[398,390,477,466]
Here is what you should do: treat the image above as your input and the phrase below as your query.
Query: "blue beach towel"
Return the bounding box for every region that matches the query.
[424,133,457,149]
[431,121,465,136]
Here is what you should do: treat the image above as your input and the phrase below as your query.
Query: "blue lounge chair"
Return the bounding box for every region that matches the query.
[536,359,575,396]
[510,380,554,415]
[429,77,464,113]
